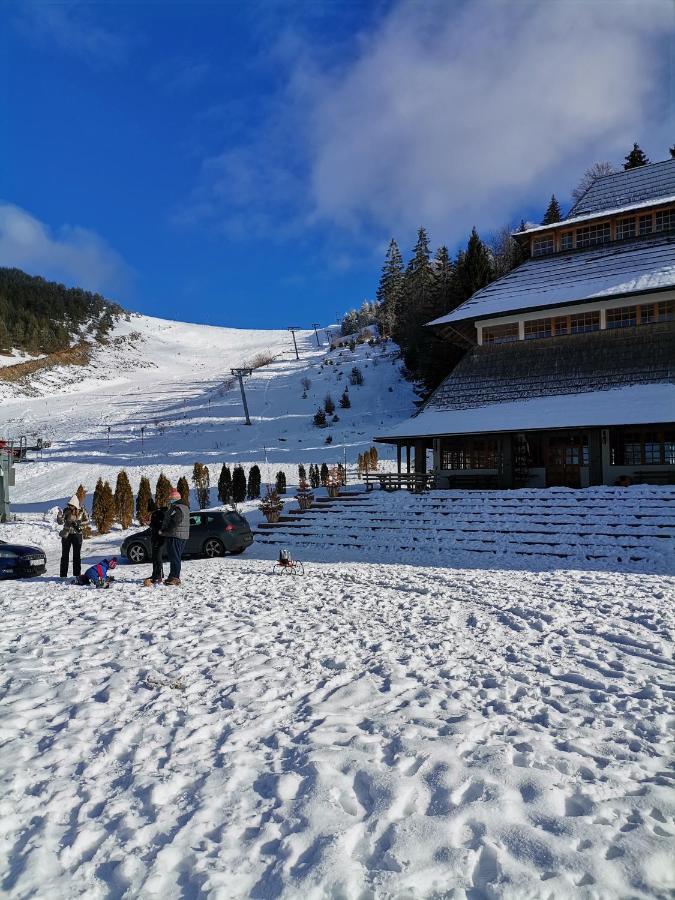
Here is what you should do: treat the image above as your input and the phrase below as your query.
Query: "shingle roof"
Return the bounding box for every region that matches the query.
[429,235,675,326]
[568,158,675,217]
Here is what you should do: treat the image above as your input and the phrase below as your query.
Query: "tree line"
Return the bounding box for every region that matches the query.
[0,267,123,354]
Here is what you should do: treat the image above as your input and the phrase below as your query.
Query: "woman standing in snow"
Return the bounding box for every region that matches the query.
[143,498,167,587]
[57,495,89,578]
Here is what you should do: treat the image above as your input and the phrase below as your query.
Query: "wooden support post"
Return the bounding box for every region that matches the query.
[414,440,427,474]
[406,445,411,473]
[396,444,402,474]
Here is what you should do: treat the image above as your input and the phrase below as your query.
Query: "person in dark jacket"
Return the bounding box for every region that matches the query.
[160,489,190,585]
[57,494,89,578]
[143,499,167,587]
[77,557,117,588]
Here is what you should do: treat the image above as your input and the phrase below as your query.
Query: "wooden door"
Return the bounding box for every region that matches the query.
[545,433,585,488]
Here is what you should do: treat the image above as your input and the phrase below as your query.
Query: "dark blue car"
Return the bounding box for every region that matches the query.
[0,540,47,578]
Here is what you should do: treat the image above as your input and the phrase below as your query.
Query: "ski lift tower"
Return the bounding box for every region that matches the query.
[230,367,253,426]
[0,448,15,522]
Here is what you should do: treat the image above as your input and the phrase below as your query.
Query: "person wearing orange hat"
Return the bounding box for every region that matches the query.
[159,488,190,585]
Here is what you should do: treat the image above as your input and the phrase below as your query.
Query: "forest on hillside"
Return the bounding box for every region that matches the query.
[0,268,123,355]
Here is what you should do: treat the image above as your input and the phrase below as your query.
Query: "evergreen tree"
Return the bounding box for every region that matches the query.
[369,447,379,471]
[155,473,172,508]
[313,407,327,427]
[670,145,675,159]
[624,142,650,170]
[337,462,346,485]
[298,464,306,481]
[92,478,103,531]
[320,463,329,486]
[324,394,335,415]
[92,479,115,534]
[395,227,434,366]
[375,238,404,338]
[114,470,134,529]
[275,471,287,494]
[192,462,210,509]
[75,484,87,507]
[455,228,493,300]
[339,389,351,409]
[177,476,190,506]
[247,465,261,500]
[541,195,562,225]
[217,464,232,504]
[232,465,247,504]
[309,464,321,489]
[136,476,152,522]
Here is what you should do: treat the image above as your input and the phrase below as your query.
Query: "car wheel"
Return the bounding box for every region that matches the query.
[203,538,225,558]
[229,547,245,555]
[126,542,148,564]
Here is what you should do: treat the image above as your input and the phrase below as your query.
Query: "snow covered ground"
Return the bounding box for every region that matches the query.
[2,314,674,897]
[1,523,674,898]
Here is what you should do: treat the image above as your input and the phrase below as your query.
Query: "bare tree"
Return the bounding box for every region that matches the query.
[571,162,616,206]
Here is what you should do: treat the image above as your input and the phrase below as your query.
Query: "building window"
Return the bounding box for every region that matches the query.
[570,311,600,333]
[616,217,636,240]
[552,316,570,336]
[610,428,675,466]
[655,208,675,232]
[482,323,519,345]
[524,318,552,340]
[640,300,674,323]
[639,214,653,235]
[606,305,637,329]
[441,439,499,470]
[560,232,574,251]
[532,236,554,257]
[575,222,611,247]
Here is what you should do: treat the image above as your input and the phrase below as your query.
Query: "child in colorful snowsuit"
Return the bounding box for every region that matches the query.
[76,557,117,588]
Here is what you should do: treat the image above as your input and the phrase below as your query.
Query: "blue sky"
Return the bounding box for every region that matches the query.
[1,0,673,328]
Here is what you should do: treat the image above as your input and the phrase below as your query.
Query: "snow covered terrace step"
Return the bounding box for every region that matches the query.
[253,486,675,573]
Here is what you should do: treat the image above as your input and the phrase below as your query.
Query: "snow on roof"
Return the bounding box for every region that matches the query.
[569,158,675,218]
[375,382,675,440]
[516,195,675,237]
[429,236,675,326]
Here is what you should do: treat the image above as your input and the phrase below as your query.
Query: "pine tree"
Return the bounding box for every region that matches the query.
[624,143,650,170]
[155,473,172,508]
[375,238,404,338]
[92,479,115,534]
[114,470,134,529]
[232,465,247,504]
[455,228,493,300]
[320,463,329,486]
[192,462,210,509]
[298,464,306,481]
[92,478,103,531]
[324,394,335,415]
[177,476,190,506]
[309,464,321,489]
[75,484,87,507]
[136,476,152,522]
[313,407,327,427]
[217,464,232,504]
[369,447,379,471]
[337,462,345,485]
[247,465,261,500]
[541,195,561,225]
[339,389,351,409]
[670,145,675,159]
[275,471,287,494]
[395,227,434,369]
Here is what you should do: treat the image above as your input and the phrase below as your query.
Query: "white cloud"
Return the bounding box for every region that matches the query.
[302,0,674,238]
[0,204,133,298]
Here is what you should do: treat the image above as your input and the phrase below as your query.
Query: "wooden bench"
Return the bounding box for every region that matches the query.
[632,470,675,485]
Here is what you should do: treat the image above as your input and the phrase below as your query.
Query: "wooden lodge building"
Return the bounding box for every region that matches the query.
[375,158,675,489]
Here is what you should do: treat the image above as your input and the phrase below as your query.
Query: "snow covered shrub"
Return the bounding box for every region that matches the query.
[177,476,190,506]
[259,487,283,523]
[350,367,364,386]
[275,471,287,494]
[326,466,341,497]
[247,465,261,500]
[332,414,339,423]
[339,390,351,409]
[192,463,210,509]
[248,351,275,370]
[114,470,134,529]
[324,394,335,415]
[313,408,327,427]
[369,447,379,471]
[325,435,333,444]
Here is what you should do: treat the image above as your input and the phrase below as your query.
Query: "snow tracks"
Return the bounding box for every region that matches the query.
[1,558,674,898]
